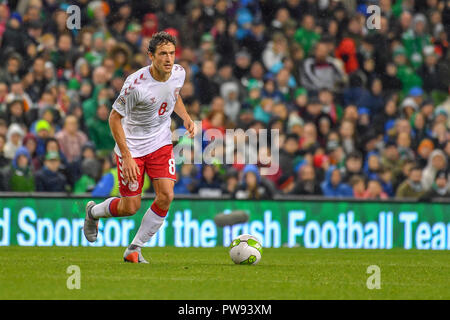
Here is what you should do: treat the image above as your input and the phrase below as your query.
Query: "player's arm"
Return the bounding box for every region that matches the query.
[174,95,195,138]
[109,109,139,183]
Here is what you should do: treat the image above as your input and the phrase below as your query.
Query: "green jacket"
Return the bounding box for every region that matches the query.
[294,28,320,57]
[9,167,35,192]
[82,84,106,121]
[73,174,96,194]
[402,30,431,69]
[86,117,115,153]
[396,64,423,94]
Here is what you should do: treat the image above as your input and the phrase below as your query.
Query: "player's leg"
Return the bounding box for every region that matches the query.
[84,154,145,242]
[124,145,176,263]
[129,178,174,247]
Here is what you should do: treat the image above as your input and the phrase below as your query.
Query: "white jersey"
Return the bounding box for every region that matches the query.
[112,64,185,158]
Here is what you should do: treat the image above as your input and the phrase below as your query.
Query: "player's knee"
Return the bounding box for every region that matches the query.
[158,190,174,206]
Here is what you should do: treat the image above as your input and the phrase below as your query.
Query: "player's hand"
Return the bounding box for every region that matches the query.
[184,118,195,138]
[122,155,139,183]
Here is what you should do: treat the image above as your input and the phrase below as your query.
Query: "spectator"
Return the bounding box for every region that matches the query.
[234,164,272,200]
[91,155,118,197]
[56,115,88,163]
[195,59,220,105]
[174,163,197,195]
[421,149,448,190]
[341,151,365,183]
[86,103,115,156]
[301,40,347,94]
[194,164,223,198]
[35,151,68,192]
[379,167,395,198]
[294,14,320,58]
[0,146,35,192]
[262,32,288,71]
[22,132,40,172]
[419,170,450,201]
[0,0,446,199]
[72,158,101,194]
[321,166,353,198]
[362,179,388,200]
[395,166,427,199]
[0,53,22,85]
[0,134,9,169]
[350,175,366,199]
[222,169,239,196]
[289,164,322,196]
[3,123,24,159]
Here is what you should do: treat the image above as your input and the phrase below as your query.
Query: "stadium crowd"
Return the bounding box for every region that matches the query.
[0,0,449,200]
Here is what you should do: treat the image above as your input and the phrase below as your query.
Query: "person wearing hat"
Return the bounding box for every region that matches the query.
[402,13,432,69]
[35,151,68,192]
[433,105,448,126]
[287,113,304,136]
[400,97,419,119]
[124,22,142,54]
[419,169,450,201]
[0,146,35,192]
[422,149,448,190]
[292,87,308,110]
[34,119,52,157]
[409,86,424,105]
[393,45,423,94]
[3,123,25,160]
[0,13,26,62]
[233,164,273,200]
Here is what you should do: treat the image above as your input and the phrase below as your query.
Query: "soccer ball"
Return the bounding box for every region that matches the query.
[229,234,262,265]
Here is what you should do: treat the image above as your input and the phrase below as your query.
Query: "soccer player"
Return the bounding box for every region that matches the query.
[83,32,195,263]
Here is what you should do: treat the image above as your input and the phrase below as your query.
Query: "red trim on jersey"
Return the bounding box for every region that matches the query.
[151,202,168,217]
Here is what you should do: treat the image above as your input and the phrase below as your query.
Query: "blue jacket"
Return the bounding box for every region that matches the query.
[35,166,67,192]
[321,166,353,197]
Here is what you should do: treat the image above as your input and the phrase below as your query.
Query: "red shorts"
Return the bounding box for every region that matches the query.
[116,144,176,197]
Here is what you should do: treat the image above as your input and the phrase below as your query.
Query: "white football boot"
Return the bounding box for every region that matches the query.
[83,201,98,242]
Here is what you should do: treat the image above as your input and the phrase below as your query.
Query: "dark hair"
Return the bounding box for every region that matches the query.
[148,31,177,54]
[347,151,363,160]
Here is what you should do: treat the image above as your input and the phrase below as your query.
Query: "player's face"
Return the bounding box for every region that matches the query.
[150,42,176,74]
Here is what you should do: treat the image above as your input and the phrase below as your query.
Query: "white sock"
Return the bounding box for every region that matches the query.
[131,207,165,247]
[91,197,118,219]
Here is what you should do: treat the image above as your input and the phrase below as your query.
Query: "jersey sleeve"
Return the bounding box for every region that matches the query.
[112,77,139,117]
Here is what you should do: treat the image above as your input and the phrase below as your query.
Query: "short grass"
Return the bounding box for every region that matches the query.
[0,247,449,300]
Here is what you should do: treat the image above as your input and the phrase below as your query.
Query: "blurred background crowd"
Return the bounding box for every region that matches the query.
[0,0,449,200]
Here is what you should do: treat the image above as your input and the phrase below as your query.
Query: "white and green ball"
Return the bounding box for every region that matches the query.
[229,234,262,265]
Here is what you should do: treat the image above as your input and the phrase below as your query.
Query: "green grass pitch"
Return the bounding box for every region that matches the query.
[0,247,449,300]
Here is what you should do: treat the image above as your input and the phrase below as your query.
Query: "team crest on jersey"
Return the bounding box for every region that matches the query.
[117,95,126,106]
[149,97,156,105]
